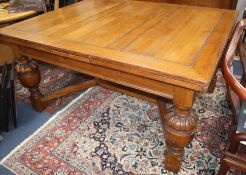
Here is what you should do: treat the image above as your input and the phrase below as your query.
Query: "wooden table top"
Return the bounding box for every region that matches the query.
[0,0,237,91]
[0,3,38,24]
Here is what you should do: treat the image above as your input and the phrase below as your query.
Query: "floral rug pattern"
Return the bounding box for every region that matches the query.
[1,71,235,175]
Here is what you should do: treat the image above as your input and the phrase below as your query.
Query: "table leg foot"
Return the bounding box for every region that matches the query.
[15,57,46,112]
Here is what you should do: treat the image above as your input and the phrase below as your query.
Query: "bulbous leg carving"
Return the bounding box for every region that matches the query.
[164,107,198,172]
[15,57,46,112]
[160,87,198,173]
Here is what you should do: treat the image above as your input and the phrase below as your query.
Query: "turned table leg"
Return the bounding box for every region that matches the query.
[15,57,47,112]
[161,87,198,173]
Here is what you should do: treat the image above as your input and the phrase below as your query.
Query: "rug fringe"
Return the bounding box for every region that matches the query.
[0,88,94,172]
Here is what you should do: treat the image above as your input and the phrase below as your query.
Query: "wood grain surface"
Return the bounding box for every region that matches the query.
[0,0,238,92]
[0,2,38,24]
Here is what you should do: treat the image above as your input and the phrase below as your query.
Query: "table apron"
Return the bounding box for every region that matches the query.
[20,46,175,100]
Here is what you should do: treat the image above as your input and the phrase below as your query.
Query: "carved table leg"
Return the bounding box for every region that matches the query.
[162,87,198,173]
[15,57,47,112]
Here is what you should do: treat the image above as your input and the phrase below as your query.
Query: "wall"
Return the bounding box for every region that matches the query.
[237,0,246,20]
[135,0,238,9]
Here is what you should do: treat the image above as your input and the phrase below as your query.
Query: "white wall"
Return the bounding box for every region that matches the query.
[237,0,246,20]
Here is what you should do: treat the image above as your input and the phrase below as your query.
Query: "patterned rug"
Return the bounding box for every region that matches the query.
[0,71,234,175]
[16,62,88,114]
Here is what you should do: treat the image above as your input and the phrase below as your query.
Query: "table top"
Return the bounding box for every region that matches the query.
[0,0,237,91]
[0,3,38,24]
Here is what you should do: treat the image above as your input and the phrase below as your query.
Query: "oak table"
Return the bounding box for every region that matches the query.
[0,0,237,172]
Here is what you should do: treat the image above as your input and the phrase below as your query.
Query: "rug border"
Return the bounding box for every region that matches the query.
[0,88,94,174]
